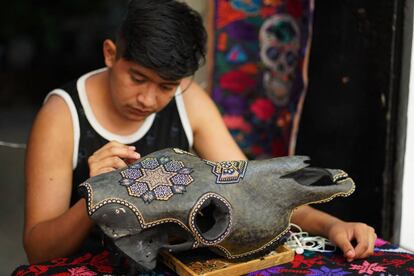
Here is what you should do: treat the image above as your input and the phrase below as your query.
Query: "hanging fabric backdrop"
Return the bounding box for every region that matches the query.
[209,0,314,159]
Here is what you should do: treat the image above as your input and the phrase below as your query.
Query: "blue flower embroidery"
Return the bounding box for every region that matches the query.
[230,0,261,14]
[307,266,351,276]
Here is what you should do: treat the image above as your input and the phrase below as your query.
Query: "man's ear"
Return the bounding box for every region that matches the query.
[103,39,117,68]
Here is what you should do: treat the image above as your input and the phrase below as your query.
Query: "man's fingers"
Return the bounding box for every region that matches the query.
[94,141,132,155]
[87,141,141,177]
[352,225,376,259]
[89,157,128,177]
[333,232,355,261]
[92,145,139,162]
[92,141,137,159]
[355,227,376,259]
[88,142,139,168]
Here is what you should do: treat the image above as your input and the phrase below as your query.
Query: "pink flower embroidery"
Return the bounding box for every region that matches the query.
[223,115,252,133]
[28,265,49,274]
[219,70,256,94]
[250,98,275,121]
[89,250,113,273]
[291,254,324,268]
[374,238,388,247]
[67,266,97,276]
[349,261,386,275]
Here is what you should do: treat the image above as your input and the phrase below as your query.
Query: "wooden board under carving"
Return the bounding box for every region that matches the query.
[159,245,294,276]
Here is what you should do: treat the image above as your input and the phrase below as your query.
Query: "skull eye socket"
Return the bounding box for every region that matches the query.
[190,193,232,245]
[266,47,280,61]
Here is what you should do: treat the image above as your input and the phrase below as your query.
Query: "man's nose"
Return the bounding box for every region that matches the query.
[136,84,157,108]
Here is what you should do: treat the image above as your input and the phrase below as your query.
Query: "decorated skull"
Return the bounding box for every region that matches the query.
[79,148,355,272]
[260,14,300,74]
[259,15,301,106]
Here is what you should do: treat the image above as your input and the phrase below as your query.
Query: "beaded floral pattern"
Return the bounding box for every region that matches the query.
[119,156,194,203]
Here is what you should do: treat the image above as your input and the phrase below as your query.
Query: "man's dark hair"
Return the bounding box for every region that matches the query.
[116,0,207,81]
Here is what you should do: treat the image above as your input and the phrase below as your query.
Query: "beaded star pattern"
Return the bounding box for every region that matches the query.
[119,156,194,203]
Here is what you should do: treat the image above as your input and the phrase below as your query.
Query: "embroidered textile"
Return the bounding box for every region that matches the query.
[13,239,414,275]
[210,0,314,158]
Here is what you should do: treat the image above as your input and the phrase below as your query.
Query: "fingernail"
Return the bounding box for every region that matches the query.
[134,152,140,158]
[129,146,136,150]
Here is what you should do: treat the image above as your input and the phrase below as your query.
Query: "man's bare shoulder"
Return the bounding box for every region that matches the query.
[181,80,215,113]
[38,94,72,128]
[28,94,74,157]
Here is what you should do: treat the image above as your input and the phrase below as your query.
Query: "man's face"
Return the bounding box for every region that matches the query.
[107,58,182,121]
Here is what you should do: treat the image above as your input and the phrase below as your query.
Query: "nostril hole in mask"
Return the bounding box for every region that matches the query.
[193,196,230,242]
[195,201,216,234]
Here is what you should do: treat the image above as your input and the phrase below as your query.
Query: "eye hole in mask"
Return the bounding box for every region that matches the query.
[191,194,232,244]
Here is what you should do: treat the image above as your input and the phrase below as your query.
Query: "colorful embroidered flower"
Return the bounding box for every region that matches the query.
[349,261,387,275]
[250,98,275,121]
[227,44,248,63]
[219,70,256,94]
[375,238,388,247]
[68,266,96,276]
[70,253,92,265]
[230,0,262,14]
[291,254,324,268]
[223,115,252,133]
[89,251,113,273]
[220,95,248,115]
[216,1,247,28]
[28,265,49,274]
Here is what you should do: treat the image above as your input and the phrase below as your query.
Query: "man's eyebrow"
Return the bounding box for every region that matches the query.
[128,68,181,86]
[128,68,148,78]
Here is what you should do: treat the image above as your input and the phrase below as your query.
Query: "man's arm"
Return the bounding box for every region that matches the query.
[24,96,141,263]
[183,80,246,161]
[184,81,376,261]
[24,95,94,263]
[292,205,376,262]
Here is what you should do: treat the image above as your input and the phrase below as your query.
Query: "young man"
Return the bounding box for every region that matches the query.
[23,0,376,265]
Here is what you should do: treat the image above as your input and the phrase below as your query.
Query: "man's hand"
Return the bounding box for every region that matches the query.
[88,141,140,177]
[327,221,377,262]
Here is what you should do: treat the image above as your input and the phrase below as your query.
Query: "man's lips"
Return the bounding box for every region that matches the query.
[129,107,151,117]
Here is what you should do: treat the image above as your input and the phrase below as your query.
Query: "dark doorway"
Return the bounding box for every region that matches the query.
[296,0,406,240]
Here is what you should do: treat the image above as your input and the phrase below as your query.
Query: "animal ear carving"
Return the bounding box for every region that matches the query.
[79,148,355,272]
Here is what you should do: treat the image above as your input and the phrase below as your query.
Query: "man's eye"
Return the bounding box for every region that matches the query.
[161,86,174,92]
[131,76,145,83]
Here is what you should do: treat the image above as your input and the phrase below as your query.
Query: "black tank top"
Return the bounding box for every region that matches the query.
[54,75,191,253]
[59,80,191,206]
